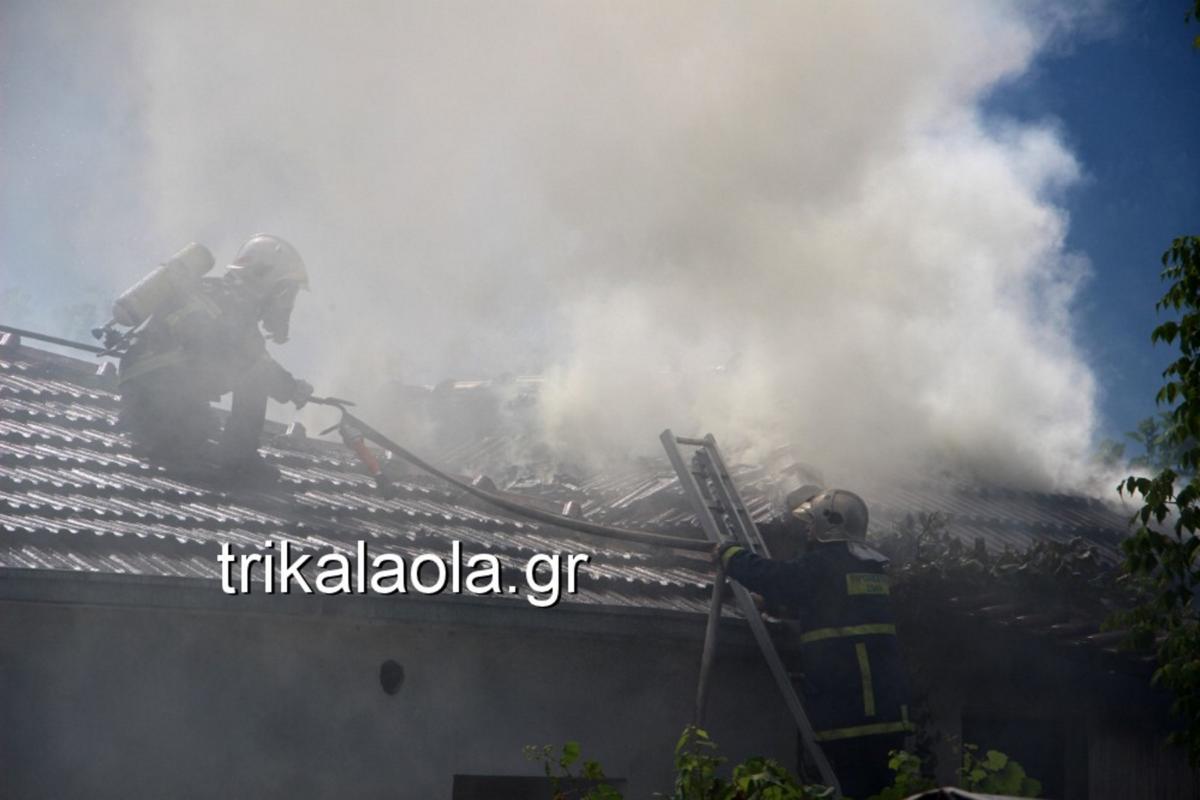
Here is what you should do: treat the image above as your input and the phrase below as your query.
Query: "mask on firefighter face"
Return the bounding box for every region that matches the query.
[260,283,299,343]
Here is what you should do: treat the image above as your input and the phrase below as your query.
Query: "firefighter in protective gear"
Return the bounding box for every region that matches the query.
[116,235,314,481]
[716,487,912,799]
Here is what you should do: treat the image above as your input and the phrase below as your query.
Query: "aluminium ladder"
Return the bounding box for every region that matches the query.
[660,430,841,794]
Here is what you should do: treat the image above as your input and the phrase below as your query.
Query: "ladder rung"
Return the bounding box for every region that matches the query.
[676,436,708,446]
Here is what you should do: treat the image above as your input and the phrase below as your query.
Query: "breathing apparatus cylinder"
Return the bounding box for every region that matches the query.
[112,243,215,327]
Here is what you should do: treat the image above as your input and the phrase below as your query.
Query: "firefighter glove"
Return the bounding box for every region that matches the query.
[292,379,314,409]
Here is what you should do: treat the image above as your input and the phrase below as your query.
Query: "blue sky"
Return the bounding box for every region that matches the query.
[985,1,1200,440]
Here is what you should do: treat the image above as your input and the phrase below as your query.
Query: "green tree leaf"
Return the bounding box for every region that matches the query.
[983,750,1008,771]
[1117,232,1200,766]
[561,741,581,769]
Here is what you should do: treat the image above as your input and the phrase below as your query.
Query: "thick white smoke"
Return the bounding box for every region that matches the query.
[7,1,1107,489]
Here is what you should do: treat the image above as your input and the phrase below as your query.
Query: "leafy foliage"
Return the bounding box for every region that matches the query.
[865,744,1041,799]
[526,728,834,800]
[665,726,727,800]
[872,512,1136,618]
[528,728,1043,800]
[957,745,1041,797]
[524,741,623,800]
[1118,235,1200,764]
[1127,412,1196,474]
[663,726,834,800]
[863,751,935,800]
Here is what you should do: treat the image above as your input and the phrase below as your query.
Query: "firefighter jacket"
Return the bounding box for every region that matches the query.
[118,277,298,401]
[722,538,912,743]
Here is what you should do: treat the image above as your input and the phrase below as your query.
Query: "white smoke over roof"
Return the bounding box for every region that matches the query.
[3,1,1110,489]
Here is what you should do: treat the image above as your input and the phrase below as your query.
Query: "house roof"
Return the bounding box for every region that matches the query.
[0,337,716,618]
[0,333,1134,634]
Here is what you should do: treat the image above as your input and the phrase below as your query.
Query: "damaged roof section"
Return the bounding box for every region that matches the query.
[439,431,1132,561]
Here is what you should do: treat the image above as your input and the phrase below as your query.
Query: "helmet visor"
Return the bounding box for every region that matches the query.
[789,503,815,537]
[261,283,299,343]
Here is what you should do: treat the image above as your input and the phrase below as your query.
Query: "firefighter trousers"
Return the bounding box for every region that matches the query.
[118,362,271,465]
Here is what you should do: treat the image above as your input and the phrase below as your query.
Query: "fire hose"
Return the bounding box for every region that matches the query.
[307,396,711,553]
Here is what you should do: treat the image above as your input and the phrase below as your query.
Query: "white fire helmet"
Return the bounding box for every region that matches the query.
[225,234,309,293]
[226,234,308,343]
[789,488,869,542]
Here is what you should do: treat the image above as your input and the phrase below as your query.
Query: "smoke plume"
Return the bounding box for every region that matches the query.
[2,1,1108,489]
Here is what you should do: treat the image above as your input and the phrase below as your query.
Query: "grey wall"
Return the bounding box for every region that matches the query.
[0,596,796,799]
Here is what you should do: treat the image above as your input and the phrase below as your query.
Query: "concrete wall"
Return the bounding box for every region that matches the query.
[0,592,796,799]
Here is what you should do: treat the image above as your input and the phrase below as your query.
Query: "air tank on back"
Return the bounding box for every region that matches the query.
[112,243,215,327]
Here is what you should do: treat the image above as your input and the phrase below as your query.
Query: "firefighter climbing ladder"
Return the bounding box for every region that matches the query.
[659,430,841,794]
